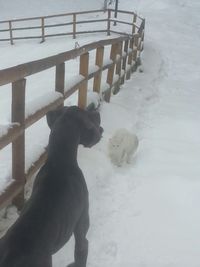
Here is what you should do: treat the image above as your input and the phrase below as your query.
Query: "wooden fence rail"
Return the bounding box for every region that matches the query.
[0,10,145,210]
[0,9,143,45]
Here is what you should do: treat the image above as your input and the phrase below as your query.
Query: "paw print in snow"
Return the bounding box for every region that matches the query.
[104,241,118,258]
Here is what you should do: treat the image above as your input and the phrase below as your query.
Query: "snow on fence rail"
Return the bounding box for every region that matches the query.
[0,9,145,210]
[0,9,143,44]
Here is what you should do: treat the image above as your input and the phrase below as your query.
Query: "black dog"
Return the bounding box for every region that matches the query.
[0,106,103,267]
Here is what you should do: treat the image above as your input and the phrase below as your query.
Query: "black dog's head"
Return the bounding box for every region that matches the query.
[46,106,103,148]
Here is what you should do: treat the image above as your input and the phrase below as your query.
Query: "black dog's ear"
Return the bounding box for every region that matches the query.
[64,106,96,130]
[46,108,64,129]
[78,110,102,147]
[88,111,101,126]
[75,110,100,130]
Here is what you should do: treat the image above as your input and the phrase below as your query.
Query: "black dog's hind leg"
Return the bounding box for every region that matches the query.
[30,255,52,267]
[67,209,89,267]
[39,256,52,267]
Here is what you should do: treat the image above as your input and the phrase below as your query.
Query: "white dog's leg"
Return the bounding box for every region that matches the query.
[114,149,122,167]
[116,155,122,167]
[126,153,131,164]
[117,149,126,167]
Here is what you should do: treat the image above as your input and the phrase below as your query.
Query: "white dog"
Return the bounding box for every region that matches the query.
[108,128,139,167]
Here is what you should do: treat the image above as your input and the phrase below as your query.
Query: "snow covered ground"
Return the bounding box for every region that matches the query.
[1,0,200,266]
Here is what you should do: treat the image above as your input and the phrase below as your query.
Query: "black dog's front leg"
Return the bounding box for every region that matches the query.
[67,236,88,267]
[67,209,89,267]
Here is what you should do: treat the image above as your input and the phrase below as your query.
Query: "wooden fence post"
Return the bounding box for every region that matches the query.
[107,9,111,36]
[55,62,65,107]
[142,19,145,42]
[79,52,89,109]
[121,39,129,84]
[132,14,137,34]
[105,43,118,102]
[113,41,122,94]
[115,42,122,75]
[41,17,45,43]
[93,46,104,94]
[140,19,145,51]
[126,39,133,80]
[114,0,119,26]
[133,34,139,68]
[12,79,26,210]
[73,14,76,39]
[9,21,14,45]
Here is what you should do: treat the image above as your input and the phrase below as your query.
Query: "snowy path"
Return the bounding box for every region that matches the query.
[55,36,200,267]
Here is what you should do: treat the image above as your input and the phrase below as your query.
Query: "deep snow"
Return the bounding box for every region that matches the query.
[1,0,200,266]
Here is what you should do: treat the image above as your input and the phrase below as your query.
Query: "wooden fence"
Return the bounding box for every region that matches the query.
[0,9,145,210]
[0,9,143,44]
